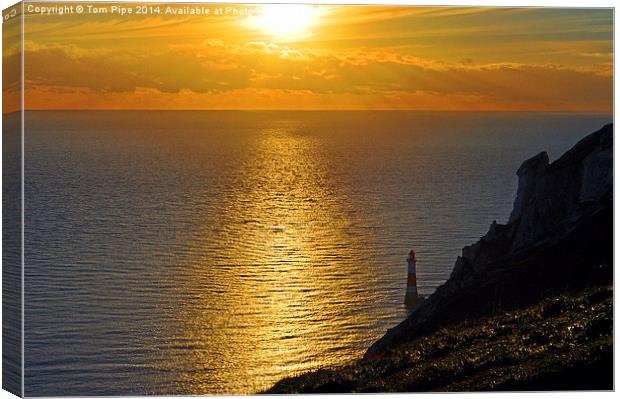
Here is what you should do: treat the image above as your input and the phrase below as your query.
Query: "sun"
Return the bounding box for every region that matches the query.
[247,5,321,39]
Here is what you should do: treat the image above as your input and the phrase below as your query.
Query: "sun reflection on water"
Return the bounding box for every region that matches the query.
[170,127,383,393]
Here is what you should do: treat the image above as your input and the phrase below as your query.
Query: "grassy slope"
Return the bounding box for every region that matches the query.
[267,285,613,393]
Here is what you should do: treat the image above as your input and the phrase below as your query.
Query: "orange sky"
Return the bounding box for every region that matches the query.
[2,2,614,112]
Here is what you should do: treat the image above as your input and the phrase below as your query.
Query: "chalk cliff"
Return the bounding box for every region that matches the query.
[366,123,612,355]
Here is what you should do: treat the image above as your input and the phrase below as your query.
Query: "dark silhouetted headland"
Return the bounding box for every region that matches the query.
[267,123,613,393]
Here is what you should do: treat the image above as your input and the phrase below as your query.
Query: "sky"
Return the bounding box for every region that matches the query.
[2,2,614,111]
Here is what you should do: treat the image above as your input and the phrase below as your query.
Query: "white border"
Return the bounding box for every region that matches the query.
[0,1,616,399]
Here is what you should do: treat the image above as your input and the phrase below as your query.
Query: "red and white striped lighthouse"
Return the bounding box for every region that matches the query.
[405,249,422,307]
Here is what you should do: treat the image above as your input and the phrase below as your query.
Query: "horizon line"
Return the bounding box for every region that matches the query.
[3,109,613,114]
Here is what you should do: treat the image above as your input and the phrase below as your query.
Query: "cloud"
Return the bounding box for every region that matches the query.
[20,38,612,111]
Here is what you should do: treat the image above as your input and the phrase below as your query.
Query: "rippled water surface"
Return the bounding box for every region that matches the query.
[23,111,611,395]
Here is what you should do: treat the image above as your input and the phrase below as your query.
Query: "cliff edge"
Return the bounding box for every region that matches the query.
[365,123,612,356]
[267,123,613,393]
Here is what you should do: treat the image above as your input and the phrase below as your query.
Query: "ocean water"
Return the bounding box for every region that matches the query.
[22,111,611,395]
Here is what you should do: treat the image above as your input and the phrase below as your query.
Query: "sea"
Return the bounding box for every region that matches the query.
[13,111,611,395]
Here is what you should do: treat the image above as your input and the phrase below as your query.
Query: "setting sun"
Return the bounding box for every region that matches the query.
[247,4,321,38]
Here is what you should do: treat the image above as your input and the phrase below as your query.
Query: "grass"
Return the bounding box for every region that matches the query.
[267,284,613,393]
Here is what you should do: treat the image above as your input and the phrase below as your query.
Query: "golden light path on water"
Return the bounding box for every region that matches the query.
[166,125,388,394]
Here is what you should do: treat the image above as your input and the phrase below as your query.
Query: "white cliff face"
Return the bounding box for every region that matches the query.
[456,124,613,267]
[509,125,612,251]
[579,132,613,204]
[367,124,613,357]
[509,152,549,223]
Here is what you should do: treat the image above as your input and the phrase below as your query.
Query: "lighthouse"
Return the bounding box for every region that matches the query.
[404,249,422,307]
